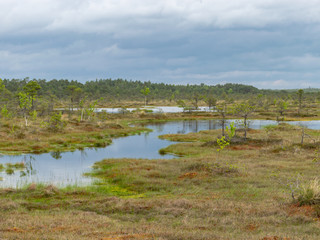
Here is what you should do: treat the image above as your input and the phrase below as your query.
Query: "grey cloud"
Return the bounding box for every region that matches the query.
[3,0,320,35]
[1,0,320,88]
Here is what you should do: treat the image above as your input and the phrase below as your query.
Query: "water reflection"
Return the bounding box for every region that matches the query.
[92,106,214,114]
[0,119,319,187]
[51,151,62,160]
[21,156,37,176]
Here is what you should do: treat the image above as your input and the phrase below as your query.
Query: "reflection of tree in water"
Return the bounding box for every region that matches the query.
[210,120,220,130]
[144,122,165,133]
[144,131,150,137]
[178,121,187,134]
[20,155,36,177]
[186,120,199,133]
[80,150,88,162]
[51,151,62,160]
[194,121,199,132]
[179,120,222,133]
[177,120,198,134]
[154,123,165,132]
[144,130,151,142]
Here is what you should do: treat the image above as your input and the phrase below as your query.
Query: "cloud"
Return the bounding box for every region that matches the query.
[2,0,320,35]
[1,0,320,88]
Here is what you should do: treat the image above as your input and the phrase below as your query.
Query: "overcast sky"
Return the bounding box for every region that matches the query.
[1,0,320,89]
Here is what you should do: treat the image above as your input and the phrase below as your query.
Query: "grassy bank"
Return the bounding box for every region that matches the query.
[0,118,150,155]
[1,121,320,239]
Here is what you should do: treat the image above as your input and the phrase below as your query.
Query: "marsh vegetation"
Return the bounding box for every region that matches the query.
[2,121,320,239]
[1,78,320,239]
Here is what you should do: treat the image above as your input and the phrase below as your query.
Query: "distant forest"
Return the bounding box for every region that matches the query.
[1,78,319,104]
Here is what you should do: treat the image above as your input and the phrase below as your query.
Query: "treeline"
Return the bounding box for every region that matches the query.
[0,77,319,125]
[1,78,320,108]
[2,78,260,102]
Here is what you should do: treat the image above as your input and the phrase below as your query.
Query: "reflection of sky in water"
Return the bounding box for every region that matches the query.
[96,106,213,113]
[0,119,319,188]
[57,106,215,113]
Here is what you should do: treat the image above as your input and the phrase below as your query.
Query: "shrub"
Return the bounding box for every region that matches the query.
[158,148,166,155]
[297,178,320,205]
[47,112,66,132]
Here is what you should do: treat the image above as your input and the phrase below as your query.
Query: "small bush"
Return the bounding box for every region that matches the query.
[47,112,66,132]
[159,149,166,155]
[94,142,108,148]
[297,178,320,205]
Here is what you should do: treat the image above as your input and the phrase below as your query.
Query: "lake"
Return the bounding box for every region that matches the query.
[0,119,319,188]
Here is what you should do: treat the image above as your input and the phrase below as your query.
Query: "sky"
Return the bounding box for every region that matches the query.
[1,0,320,89]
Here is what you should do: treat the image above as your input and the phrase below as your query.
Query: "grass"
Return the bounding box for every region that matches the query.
[5,162,25,169]
[0,162,26,176]
[0,117,150,155]
[1,116,320,239]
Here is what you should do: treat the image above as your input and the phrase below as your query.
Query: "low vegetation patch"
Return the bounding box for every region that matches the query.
[0,118,150,155]
[184,162,239,176]
[295,178,320,206]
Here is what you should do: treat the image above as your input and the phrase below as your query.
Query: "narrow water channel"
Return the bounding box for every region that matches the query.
[0,119,319,188]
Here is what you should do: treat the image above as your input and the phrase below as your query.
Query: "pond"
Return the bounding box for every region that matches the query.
[57,106,214,113]
[0,119,319,188]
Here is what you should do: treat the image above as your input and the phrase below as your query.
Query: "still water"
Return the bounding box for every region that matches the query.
[56,106,213,113]
[0,119,319,188]
[94,106,213,113]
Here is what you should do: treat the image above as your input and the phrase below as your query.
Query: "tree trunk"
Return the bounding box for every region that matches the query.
[221,114,225,136]
[301,128,305,145]
[24,115,28,127]
[244,115,247,140]
[81,108,84,121]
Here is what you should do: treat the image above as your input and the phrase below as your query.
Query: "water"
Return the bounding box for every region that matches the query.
[0,119,319,188]
[57,106,214,113]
